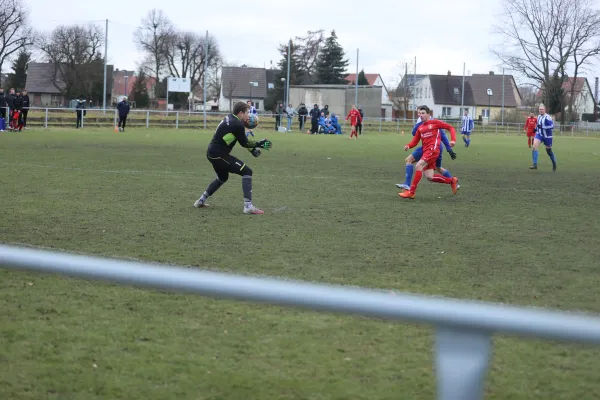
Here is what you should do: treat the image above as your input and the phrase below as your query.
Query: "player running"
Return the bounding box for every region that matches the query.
[346,104,362,140]
[530,103,556,171]
[399,105,459,199]
[396,109,458,191]
[194,101,272,214]
[523,112,537,148]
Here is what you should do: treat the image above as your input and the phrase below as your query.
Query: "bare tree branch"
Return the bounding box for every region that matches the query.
[0,0,34,75]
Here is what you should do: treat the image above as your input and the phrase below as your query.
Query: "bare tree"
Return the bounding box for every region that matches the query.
[225,80,236,111]
[133,9,174,96]
[294,29,325,83]
[37,24,103,100]
[518,85,539,108]
[0,0,34,76]
[491,0,573,106]
[389,61,415,116]
[562,0,600,120]
[207,59,225,101]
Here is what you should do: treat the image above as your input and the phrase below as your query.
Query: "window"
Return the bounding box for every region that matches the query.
[255,101,260,110]
[442,107,452,116]
[482,109,490,118]
[267,83,274,89]
[453,87,459,95]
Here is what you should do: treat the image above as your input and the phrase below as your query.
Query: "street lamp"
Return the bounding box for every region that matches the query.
[281,77,286,107]
[249,81,258,107]
[486,88,493,123]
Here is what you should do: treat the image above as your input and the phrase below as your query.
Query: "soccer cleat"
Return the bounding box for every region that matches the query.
[395,183,410,190]
[552,162,557,172]
[243,204,264,214]
[193,199,209,208]
[529,164,537,169]
[398,191,415,199]
[451,177,459,195]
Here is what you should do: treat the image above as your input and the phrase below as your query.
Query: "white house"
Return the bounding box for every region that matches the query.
[219,66,279,112]
[345,73,393,119]
[561,77,595,120]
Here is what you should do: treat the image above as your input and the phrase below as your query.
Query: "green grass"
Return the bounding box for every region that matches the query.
[1,128,600,399]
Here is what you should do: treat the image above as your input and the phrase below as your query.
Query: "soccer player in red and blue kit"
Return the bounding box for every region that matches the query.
[399,105,459,199]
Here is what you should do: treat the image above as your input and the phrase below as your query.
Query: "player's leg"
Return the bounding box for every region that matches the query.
[195,157,230,208]
[462,132,467,145]
[530,135,542,169]
[399,159,428,198]
[397,149,420,189]
[122,115,127,131]
[220,155,264,214]
[544,137,556,171]
[465,132,471,147]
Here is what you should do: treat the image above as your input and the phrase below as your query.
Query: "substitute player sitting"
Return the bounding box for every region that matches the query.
[399,105,459,199]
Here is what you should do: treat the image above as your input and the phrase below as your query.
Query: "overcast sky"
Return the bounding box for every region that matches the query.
[28,0,600,89]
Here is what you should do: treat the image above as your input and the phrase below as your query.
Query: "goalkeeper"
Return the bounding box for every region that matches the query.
[396,108,458,191]
[194,101,272,214]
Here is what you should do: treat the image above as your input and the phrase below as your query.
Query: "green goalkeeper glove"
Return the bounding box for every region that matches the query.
[255,139,272,150]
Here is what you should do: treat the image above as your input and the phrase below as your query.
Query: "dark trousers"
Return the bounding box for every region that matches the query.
[275,114,281,130]
[357,122,363,135]
[76,112,83,128]
[118,115,128,129]
[22,109,28,126]
[299,116,306,130]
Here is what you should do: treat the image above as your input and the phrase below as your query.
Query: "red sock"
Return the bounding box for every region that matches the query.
[410,170,423,193]
[432,174,452,184]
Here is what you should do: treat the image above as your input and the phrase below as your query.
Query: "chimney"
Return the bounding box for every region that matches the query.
[489,71,494,75]
[447,70,451,76]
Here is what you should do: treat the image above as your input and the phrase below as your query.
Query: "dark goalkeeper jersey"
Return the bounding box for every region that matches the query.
[207,114,256,157]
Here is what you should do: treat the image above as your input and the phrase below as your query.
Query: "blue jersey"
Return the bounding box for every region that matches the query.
[461,115,474,133]
[536,114,553,138]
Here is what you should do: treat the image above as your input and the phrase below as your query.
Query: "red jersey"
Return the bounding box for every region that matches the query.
[406,119,457,151]
[346,109,362,126]
[524,117,537,134]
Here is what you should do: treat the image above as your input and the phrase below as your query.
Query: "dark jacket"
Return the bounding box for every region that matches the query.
[6,94,15,110]
[76,100,86,116]
[322,105,330,117]
[297,104,308,119]
[13,95,23,110]
[22,95,30,109]
[309,105,320,121]
[117,100,130,117]
[0,93,6,108]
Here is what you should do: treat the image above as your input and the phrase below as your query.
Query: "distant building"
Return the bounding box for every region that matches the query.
[219,66,279,112]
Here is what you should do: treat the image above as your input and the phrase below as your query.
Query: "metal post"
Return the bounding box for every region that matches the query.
[354,48,359,106]
[436,327,491,400]
[461,63,465,113]
[501,67,505,126]
[176,111,179,129]
[379,118,382,132]
[285,39,291,109]
[203,30,208,130]
[413,56,416,124]
[146,111,149,128]
[103,19,108,114]
[114,109,117,127]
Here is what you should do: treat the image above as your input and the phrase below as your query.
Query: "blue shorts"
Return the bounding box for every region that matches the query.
[412,147,443,168]
[461,131,471,136]
[535,133,553,147]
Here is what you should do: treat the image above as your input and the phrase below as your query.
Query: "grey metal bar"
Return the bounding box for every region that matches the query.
[1,244,600,345]
[436,327,491,400]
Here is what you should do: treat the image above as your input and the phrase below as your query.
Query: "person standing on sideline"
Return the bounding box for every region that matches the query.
[285,103,295,131]
[275,102,284,131]
[117,96,130,132]
[21,89,30,129]
[75,96,86,129]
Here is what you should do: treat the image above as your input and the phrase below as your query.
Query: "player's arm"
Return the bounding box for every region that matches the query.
[469,118,474,131]
[234,124,258,149]
[411,121,422,136]
[441,131,458,159]
[405,131,421,150]
[544,117,554,129]
[432,120,457,144]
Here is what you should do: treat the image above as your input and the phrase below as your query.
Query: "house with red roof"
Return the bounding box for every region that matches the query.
[345,73,393,119]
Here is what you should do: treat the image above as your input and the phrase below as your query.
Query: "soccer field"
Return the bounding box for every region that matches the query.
[1,128,600,399]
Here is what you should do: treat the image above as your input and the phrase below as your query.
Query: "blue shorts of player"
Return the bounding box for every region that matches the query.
[461,130,471,136]
[534,132,552,147]
[411,146,443,168]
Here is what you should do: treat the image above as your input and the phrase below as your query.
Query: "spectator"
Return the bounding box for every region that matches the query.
[309,103,320,134]
[297,103,308,130]
[76,96,86,129]
[357,106,364,135]
[330,113,342,134]
[275,102,284,131]
[117,96,130,132]
[285,103,295,131]
[6,88,15,130]
[0,88,7,132]
[318,112,326,133]
[22,89,30,129]
[322,104,330,117]
[11,91,23,131]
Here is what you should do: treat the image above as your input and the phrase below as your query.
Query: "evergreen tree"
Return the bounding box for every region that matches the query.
[265,39,304,110]
[130,68,150,108]
[357,69,369,85]
[7,49,30,91]
[315,31,349,84]
[545,73,565,115]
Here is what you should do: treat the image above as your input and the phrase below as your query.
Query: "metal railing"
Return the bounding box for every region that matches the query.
[1,244,600,399]
[15,107,600,136]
